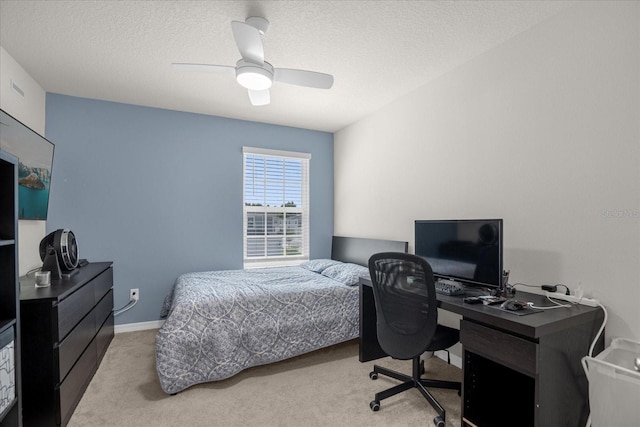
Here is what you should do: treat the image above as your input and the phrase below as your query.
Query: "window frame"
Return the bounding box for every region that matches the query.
[242,147,311,269]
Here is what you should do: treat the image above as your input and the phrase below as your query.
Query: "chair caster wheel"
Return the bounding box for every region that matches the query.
[369,371,378,380]
[370,400,380,411]
[433,415,445,426]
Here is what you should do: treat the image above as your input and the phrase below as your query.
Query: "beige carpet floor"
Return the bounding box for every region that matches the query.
[68,330,462,426]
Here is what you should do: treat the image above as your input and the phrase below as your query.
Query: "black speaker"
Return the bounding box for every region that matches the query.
[39,229,79,279]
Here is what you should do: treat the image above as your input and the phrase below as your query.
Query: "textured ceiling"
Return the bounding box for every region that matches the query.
[0,1,573,132]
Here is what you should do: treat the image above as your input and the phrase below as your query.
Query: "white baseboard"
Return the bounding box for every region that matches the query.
[434,349,463,369]
[114,320,164,334]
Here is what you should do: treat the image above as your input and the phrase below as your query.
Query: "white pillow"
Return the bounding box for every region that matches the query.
[298,259,342,273]
[321,263,370,286]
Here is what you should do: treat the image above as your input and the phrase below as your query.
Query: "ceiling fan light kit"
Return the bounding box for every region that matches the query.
[236,60,273,91]
[173,16,333,106]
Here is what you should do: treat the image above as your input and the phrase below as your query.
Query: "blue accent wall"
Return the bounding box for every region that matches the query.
[45,94,334,325]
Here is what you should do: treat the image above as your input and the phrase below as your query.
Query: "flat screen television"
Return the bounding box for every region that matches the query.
[415,219,503,290]
[0,109,55,220]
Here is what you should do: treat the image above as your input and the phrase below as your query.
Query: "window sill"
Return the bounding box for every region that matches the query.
[244,258,309,269]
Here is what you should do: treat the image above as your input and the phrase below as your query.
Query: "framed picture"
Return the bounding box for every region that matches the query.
[0,109,55,220]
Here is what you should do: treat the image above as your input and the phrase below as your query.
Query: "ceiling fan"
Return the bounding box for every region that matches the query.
[172,17,334,106]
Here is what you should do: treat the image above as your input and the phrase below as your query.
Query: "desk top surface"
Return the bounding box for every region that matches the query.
[359,277,604,340]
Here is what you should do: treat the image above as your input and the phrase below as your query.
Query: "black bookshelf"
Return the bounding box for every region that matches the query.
[0,150,22,427]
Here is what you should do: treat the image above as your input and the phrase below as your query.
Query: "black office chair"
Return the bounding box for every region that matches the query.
[367,252,461,427]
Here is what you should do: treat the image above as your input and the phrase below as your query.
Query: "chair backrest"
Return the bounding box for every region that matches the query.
[368,252,438,360]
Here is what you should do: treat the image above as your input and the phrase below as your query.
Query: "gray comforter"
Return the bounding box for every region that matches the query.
[155,266,360,394]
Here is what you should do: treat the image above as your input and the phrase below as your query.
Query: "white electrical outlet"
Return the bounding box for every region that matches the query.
[130,288,139,301]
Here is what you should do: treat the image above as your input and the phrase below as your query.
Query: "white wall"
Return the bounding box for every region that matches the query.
[0,46,48,274]
[335,1,640,345]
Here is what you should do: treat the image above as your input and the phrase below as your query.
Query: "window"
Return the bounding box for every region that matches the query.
[243,147,310,268]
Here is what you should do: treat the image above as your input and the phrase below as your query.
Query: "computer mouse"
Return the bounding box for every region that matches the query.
[501,299,525,311]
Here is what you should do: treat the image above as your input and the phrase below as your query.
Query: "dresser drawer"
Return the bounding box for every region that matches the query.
[58,338,97,426]
[57,308,96,382]
[96,313,114,363]
[94,289,113,332]
[93,267,113,305]
[57,280,95,341]
[461,319,538,377]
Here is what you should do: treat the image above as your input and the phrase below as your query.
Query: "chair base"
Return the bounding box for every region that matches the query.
[369,357,461,426]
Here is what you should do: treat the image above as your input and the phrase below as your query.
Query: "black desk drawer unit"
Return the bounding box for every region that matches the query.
[20,263,114,427]
[461,320,536,427]
[460,320,537,377]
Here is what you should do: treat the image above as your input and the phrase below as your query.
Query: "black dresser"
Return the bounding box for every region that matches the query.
[19,262,114,427]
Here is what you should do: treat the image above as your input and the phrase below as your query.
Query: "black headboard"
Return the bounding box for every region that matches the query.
[331,236,408,266]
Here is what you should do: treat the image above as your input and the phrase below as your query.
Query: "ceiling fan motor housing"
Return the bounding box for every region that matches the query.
[245,16,269,35]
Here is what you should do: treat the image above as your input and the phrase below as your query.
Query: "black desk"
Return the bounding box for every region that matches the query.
[358,278,605,427]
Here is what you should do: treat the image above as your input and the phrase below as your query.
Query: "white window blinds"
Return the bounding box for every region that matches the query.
[243,147,311,268]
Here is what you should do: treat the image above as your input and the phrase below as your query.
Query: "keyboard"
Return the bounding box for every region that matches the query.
[435,281,465,296]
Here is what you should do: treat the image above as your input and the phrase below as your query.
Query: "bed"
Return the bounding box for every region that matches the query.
[155,236,407,394]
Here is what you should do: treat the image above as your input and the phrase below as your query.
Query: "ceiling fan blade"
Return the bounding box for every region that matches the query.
[231,21,264,64]
[172,63,235,75]
[273,68,334,89]
[248,89,270,106]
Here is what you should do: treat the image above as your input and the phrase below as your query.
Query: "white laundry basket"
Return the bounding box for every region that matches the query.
[582,338,640,426]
